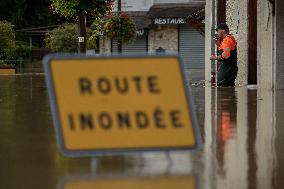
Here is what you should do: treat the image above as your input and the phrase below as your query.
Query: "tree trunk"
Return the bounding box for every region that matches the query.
[78,11,87,53]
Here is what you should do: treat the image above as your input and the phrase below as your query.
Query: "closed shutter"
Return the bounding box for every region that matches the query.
[179,25,205,70]
[112,35,147,54]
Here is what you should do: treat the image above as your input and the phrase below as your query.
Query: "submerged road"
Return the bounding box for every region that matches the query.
[0,75,283,189]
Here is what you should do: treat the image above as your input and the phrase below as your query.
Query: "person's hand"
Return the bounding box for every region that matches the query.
[213,34,219,39]
[210,55,217,61]
[213,36,218,42]
[213,35,222,46]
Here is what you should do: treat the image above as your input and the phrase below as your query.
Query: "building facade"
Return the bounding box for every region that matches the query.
[99,0,206,75]
[205,0,284,89]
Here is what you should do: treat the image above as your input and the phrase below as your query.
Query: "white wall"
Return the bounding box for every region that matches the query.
[154,0,204,3]
[257,0,284,89]
[257,1,274,89]
[113,0,153,11]
[256,88,276,189]
[113,0,205,12]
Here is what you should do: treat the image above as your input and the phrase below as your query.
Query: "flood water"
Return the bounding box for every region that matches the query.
[0,74,283,189]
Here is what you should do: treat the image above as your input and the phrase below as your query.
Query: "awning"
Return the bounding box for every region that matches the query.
[15,25,60,36]
[25,30,50,36]
[186,8,205,24]
[147,2,205,19]
[186,8,205,36]
[125,12,151,29]
[97,12,151,30]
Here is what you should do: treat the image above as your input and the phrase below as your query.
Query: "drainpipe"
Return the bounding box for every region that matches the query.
[205,0,217,86]
[272,0,276,89]
[267,0,275,15]
[212,0,217,86]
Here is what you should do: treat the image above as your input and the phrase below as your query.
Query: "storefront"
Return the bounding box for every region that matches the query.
[99,2,205,70]
[111,29,148,54]
[148,3,205,70]
[178,24,205,70]
[109,12,149,54]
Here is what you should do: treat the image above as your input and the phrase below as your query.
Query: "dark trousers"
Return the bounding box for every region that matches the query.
[217,62,238,87]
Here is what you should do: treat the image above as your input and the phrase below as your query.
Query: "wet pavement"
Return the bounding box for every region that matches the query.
[0,74,283,189]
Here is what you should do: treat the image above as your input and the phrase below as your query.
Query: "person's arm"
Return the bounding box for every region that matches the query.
[221,47,231,59]
[210,36,224,61]
[211,38,233,61]
[220,37,233,59]
[210,55,223,61]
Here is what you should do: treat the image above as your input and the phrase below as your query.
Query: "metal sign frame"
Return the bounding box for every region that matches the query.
[43,53,202,157]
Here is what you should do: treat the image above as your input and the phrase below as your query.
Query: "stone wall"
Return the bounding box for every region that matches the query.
[226,0,248,86]
[99,36,111,54]
[257,1,274,89]
[148,25,178,52]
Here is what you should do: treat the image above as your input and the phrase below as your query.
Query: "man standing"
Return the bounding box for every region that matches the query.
[210,23,238,86]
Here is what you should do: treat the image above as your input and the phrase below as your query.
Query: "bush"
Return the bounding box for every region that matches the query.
[13,41,32,60]
[45,23,96,53]
[0,20,16,59]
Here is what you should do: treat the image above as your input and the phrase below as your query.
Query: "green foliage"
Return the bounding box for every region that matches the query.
[50,0,79,18]
[0,0,59,29]
[0,61,15,68]
[89,17,104,41]
[50,0,114,18]
[13,41,32,59]
[87,28,97,50]
[45,24,78,53]
[104,13,137,43]
[0,21,16,60]
[0,20,32,66]
[45,24,96,53]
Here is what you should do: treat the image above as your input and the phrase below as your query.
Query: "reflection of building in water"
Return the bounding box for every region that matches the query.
[203,87,277,189]
[256,88,276,189]
[274,90,284,189]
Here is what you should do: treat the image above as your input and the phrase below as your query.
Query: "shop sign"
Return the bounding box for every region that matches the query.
[154,18,186,25]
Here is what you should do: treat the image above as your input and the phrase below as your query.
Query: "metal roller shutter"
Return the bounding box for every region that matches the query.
[179,25,205,70]
[112,35,147,54]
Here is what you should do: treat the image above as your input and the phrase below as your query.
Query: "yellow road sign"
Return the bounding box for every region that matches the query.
[62,175,196,189]
[0,68,15,75]
[43,55,201,156]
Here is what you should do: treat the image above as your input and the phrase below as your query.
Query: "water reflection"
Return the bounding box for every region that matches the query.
[0,75,90,189]
[61,175,197,189]
[203,87,284,189]
[216,88,237,174]
[0,75,284,189]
